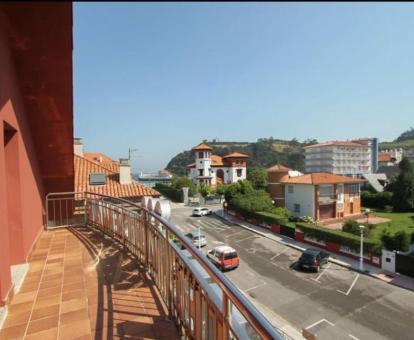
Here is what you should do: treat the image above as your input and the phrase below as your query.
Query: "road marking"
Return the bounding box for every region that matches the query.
[270,247,289,260]
[246,270,255,276]
[246,248,257,254]
[336,274,360,296]
[305,318,335,330]
[212,240,224,245]
[311,263,331,283]
[225,230,245,237]
[235,235,256,243]
[348,334,359,340]
[244,281,266,293]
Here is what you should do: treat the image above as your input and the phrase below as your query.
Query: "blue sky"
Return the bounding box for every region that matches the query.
[74,2,414,173]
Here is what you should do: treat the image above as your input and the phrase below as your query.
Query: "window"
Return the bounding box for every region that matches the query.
[288,185,294,194]
[236,169,243,177]
[198,152,203,158]
[348,183,360,195]
[294,204,300,213]
[199,169,204,176]
[89,173,106,185]
[319,185,334,197]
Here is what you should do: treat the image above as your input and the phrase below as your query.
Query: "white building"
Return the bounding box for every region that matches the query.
[186,143,248,186]
[304,140,372,176]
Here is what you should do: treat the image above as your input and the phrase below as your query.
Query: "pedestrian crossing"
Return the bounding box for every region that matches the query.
[187,217,233,232]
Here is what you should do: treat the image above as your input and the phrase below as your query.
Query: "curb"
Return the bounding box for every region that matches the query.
[213,211,380,279]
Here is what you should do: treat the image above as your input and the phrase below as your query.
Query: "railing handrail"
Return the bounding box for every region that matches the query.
[45,191,283,340]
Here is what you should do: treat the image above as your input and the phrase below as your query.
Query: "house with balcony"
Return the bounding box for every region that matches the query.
[186,143,248,187]
[0,4,280,339]
[267,166,366,221]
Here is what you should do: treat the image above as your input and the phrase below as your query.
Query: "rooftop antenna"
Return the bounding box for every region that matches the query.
[128,147,138,161]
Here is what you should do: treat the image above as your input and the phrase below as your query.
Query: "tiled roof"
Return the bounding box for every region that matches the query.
[222,152,249,158]
[281,172,366,185]
[186,162,196,168]
[304,141,369,149]
[84,153,120,172]
[211,155,224,166]
[378,153,391,162]
[267,164,291,172]
[75,155,159,198]
[193,143,212,151]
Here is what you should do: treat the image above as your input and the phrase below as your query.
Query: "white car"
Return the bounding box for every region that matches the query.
[185,232,207,247]
[192,207,212,217]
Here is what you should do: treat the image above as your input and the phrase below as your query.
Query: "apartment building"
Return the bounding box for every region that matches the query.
[304,140,372,176]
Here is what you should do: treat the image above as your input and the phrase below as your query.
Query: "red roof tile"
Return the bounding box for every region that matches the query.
[222,152,249,158]
[193,143,213,151]
[378,153,391,162]
[267,164,291,172]
[84,153,120,172]
[281,172,366,185]
[75,155,159,199]
[304,141,369,149]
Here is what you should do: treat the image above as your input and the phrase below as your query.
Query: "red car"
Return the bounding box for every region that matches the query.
[207,246,240,271]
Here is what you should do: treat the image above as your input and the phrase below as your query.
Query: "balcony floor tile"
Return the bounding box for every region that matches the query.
[0,227,179,340]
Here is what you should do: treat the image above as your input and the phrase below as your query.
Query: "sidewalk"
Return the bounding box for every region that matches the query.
[214,209,414,292]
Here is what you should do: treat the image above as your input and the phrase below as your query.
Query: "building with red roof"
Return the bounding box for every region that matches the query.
[186,143,248,186]
[74,139,159,201]
[267,165,366,221]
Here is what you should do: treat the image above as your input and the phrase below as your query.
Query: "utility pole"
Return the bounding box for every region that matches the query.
[128,148,138,161]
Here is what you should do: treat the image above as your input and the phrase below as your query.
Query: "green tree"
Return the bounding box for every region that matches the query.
[224,180,254,202]
[247,167,268,190]
[214,184,225,203]
[231,190,274,213]
[381,230,410,252]
[171,176,197,196]
[199,183,212,199]
[390,158,414,211]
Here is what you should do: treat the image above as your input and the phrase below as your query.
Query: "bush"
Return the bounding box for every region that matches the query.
[361,191,393,209]
[297,222,381,255]
[171,176,197,196]
[381,230,410,252]
[254,211,290,226]
[230,190,274,213]
[154,183,183,202]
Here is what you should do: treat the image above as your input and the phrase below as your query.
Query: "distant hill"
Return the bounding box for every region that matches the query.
[166,138,318,175]
[379,127,414,150]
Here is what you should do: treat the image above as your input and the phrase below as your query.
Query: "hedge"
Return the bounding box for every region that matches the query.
[154,183,183,202]
[361,191,393,210]
[227,204,292,228]
[296,222,382,255]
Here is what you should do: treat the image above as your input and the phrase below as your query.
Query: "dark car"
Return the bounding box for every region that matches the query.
[297,249,330,273]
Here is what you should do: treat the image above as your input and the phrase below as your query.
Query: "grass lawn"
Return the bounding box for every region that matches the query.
[368,210,414,241]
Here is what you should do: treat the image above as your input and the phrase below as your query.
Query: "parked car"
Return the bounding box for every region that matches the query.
[185,232,207,248]
[207,245,240,271]
[297,248,330,273]
[192,207,212,216]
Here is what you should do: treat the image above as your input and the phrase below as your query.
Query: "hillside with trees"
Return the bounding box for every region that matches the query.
[166,137,318,175]
[380,127,414,150]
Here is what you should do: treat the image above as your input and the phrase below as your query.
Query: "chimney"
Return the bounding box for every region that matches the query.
[119,158,131,185]
[74,138,84,157]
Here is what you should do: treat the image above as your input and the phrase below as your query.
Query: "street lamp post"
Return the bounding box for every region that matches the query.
[198,226,201,250]
[364,208,370,225]
[359,225,365,271]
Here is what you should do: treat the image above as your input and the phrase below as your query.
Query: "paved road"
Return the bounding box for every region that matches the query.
[170,204,414,340]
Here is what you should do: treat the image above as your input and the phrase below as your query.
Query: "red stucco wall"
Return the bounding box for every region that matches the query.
[0,27,45,304]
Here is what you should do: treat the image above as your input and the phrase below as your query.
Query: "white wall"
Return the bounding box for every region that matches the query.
[285,184,315,218]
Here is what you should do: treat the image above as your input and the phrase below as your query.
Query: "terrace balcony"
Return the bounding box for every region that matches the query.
[0,192,282,340]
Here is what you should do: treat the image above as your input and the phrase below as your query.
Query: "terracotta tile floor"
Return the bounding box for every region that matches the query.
[0,227,179,340]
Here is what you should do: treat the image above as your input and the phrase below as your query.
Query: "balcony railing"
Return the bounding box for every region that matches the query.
[45,192,284,340]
